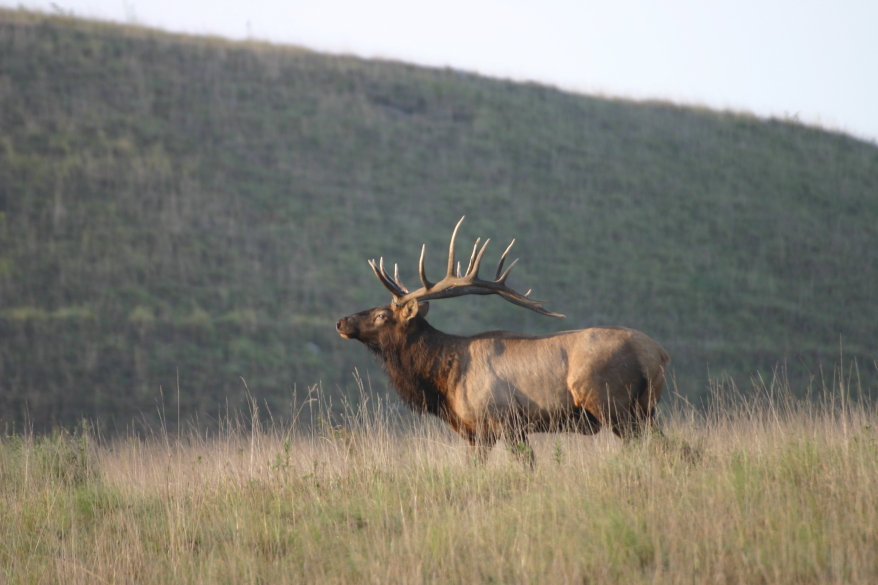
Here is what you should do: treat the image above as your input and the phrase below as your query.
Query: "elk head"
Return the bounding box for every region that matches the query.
[335,300,431,354]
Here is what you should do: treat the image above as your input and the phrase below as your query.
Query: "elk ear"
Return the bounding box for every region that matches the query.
[418,302,429,318]
[398,299,421,322]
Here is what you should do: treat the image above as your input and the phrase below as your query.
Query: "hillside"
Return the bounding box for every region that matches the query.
[1,9,877,429]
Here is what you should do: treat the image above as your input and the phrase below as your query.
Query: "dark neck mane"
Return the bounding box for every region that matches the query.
[371,322,460,419]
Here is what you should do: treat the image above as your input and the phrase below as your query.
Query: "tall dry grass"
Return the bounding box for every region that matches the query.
[1,374,877,584]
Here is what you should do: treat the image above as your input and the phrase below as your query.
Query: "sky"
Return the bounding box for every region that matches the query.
[6,0,878,142]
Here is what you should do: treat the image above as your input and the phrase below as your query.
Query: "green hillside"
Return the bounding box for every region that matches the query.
[1,9,876,429]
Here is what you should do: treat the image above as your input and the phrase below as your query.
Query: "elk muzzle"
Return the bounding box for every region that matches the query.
[336,317,355,339]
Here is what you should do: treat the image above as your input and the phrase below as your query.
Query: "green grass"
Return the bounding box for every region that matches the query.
[1,378,877,584]
[1,8,877,429]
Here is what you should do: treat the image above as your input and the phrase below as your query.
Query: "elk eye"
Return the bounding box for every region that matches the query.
[375,313,386,323]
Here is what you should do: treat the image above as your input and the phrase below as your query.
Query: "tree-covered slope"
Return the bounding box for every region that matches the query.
[1,9,876,428]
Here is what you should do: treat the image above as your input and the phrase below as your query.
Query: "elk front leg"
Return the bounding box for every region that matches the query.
[505,427,535,469]
[451,420,497,465]
[467,434,496,465]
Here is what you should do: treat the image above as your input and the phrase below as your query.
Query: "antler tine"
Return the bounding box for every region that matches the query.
[418,244,432,289]
[496,257,519,283]
[495,240,515,281]
[393,263,409,293]
[379,258,400,295]
[369,258,406,299]
[464,238,480,276]
[445,216,465,277]
[498,291,565,317]
[469,238,491,277]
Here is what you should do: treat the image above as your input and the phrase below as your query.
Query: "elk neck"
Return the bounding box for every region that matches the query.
[374,319,465,420]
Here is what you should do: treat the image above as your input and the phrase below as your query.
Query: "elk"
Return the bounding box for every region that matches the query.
[336,217,669,465]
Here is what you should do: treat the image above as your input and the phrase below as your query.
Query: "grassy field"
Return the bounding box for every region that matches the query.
[2,373,876,584]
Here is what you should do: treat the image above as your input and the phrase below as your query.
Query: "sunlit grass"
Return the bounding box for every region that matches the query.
[2,376,877,584]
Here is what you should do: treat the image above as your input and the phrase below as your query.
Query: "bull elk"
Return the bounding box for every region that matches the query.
[336,217,669,465]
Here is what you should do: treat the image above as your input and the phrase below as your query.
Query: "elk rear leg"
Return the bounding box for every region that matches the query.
[611,368,666,441]
[611,418,644,441]
[627,372,665,440]
[612,403,666,442]
[572,407,602,436]
[609,404,658,441]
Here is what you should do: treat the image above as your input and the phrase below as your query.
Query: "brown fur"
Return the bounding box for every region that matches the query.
[337,301,669,464]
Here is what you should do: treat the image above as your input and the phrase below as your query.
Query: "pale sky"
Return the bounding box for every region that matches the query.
[6,0,878,142]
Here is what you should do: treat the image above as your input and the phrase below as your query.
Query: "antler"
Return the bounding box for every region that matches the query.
[368,216,565,318]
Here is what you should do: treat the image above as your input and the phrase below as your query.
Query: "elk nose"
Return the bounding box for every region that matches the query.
[336,320,342,330]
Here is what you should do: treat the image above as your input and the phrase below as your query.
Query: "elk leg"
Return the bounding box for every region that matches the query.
[633,367,665,436]
[504,427,535,469]
[466,434,496,465]
[610,419,641,441]
[612,407,664,441]
[572,407,602,436]
[608,398,642,441]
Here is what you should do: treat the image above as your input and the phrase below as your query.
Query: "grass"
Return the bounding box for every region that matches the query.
[2,375,877,584]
